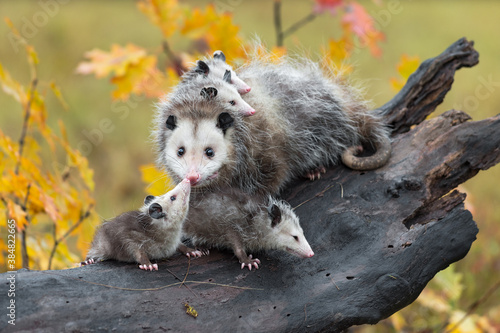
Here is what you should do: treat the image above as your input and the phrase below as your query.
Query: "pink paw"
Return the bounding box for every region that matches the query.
[240,255,261,271]
[79,258,96,266]
[139,263,158,271]
[186,249,209,259]
[304,166,326,181]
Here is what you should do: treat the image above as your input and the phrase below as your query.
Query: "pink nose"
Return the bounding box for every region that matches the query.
[306,250,314,258]
[186,171,201,185]
[245,87,251,93]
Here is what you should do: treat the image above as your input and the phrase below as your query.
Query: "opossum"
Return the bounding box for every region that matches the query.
[181,50,251,95]
[155,54,391,195]
[164,73,255,117]
[181,188,314,270]
[80,179,201,271]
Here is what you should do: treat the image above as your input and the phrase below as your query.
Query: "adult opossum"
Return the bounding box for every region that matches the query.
[180,50,252,95]
[80,179,202,271]
[155,55,391,195]
[182,188,314,270]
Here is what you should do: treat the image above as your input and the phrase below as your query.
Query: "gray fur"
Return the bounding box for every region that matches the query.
[183,188,314,269]
[154,54,391,195]
[81,180,191,270]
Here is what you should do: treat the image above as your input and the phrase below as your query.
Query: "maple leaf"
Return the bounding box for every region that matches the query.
[321,36,354,75]
[181,4,219,38]
[342,1,385,57]
[76,44,147,78]
[390,54,420,91]
[137,0,183,38]
[313,0,344,15]
[205,13,246,61]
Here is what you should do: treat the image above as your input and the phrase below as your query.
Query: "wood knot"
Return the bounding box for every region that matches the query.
[440,110,472,126]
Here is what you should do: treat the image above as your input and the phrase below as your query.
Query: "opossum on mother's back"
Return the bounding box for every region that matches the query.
[155,55,391,195]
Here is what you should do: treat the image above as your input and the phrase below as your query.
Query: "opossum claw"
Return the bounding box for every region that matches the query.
[304,166,326,181]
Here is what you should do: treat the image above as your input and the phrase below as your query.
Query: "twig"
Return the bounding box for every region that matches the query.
[330,277,340,290]
[273,0,283,47]
[40,270,263,292]
[162,40,186,76]
[15,78,38,175]
[444,279,500,333]
[281,12,317,40]
[47,206,93,270]
[180,256,191,288]
[294,183,337,210]
[165,265,197,297]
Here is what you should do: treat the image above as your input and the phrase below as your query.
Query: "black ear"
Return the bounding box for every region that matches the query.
[268,204,282,228]
[213,50,226,62]
[217,112,234,134]
[144,195,155,205]
[166,115,177,130]
[148,203,166,220]
[195,60,209,75]
[200,87,218,100]
[223,70,232,84]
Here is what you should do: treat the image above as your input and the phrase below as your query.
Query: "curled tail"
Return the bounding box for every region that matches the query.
[342,108,392,171]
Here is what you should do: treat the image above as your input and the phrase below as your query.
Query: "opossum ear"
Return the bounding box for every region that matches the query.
[166,115,177,130]
[223,70,232,84]
[213,50,226,62]
[148,203,166,220]
[217,112,234,134]
[144,195,156,205]
[195,60,210,75]
[268,204,282,228]
[200,87,218,100]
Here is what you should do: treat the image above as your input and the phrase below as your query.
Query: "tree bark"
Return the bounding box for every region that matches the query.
[2,38,497,333]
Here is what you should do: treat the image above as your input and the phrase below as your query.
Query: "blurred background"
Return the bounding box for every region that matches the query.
[0,0,498,331]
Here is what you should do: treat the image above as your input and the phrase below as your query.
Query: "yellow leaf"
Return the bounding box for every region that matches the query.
[39,192,61,222]
[180,4,219,38]
[137,0,183,38]
[140,163,174,196]
[390,54,420,92]
[76,43,147,78]
[0,61,28,106]
[205,13,246,62]
[50,82,69,111]
[321,36,354,75]
[7,200,28,231]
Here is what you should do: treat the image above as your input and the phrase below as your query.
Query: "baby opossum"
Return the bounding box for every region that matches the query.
[181,50,251,95]
[80,179,199,271]
[155,54,391,195]
[182,188,314,270]
[163,73,255,117]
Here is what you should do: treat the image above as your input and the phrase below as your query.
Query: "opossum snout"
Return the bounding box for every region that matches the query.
[186,170,201,186]
[238,86,251,94]
[304,250,315,258]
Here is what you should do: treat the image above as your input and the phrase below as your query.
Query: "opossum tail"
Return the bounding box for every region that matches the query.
[341,108,392,170]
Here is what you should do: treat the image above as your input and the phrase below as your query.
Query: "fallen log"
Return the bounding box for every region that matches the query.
[1,38,497,333]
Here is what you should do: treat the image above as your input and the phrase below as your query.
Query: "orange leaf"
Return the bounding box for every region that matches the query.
[76,44,147,78]
[39,192,61,222]
[7,200,29,231]
[321,36,354,74]
[205,13,246,61]
[137,0,183,38]
[180,4,219,38]
[342,1,385,57]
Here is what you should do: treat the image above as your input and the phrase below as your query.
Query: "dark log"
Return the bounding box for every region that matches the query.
[1,38,498,333]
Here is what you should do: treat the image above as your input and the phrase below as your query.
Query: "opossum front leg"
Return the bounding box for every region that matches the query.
[134,249,158,271]
[303,166,327,181]
[228,232,260,270]
[177,244,209,258]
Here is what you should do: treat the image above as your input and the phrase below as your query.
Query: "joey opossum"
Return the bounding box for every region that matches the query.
[164,73,255,117]
[181,50,251,95]
[155,54,391,195]
[182,188,314,270]
[80,179,202,271]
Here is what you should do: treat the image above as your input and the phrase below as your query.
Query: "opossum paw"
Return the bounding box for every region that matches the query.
[304,166,326,181]
[139,264,158,271]
[79,258,96,266]
[240,255,261,271]
[185,248,209,258]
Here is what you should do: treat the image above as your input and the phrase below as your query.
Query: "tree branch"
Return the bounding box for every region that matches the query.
[273,0,283,47]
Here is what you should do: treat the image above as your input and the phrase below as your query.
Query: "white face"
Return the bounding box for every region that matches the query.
[273,210,315,258]
[215,83,255,116]
[210,62,251,95]
[164,118,230,187]
[144,178,191,224]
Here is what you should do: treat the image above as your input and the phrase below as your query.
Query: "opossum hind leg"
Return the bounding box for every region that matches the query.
[303,166,327,181]
[178,244,210,258]
[135,250,157,271]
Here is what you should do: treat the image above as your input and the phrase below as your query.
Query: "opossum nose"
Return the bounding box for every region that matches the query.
[245,87,251,93]
[246,108,256,116]
[186,171,201,186]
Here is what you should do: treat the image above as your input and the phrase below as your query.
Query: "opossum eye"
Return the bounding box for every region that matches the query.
[293,235,299,242]
[177,147,185,157]
[205,148,215,158]
[229,100,236,106]
[170,196,176,201]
